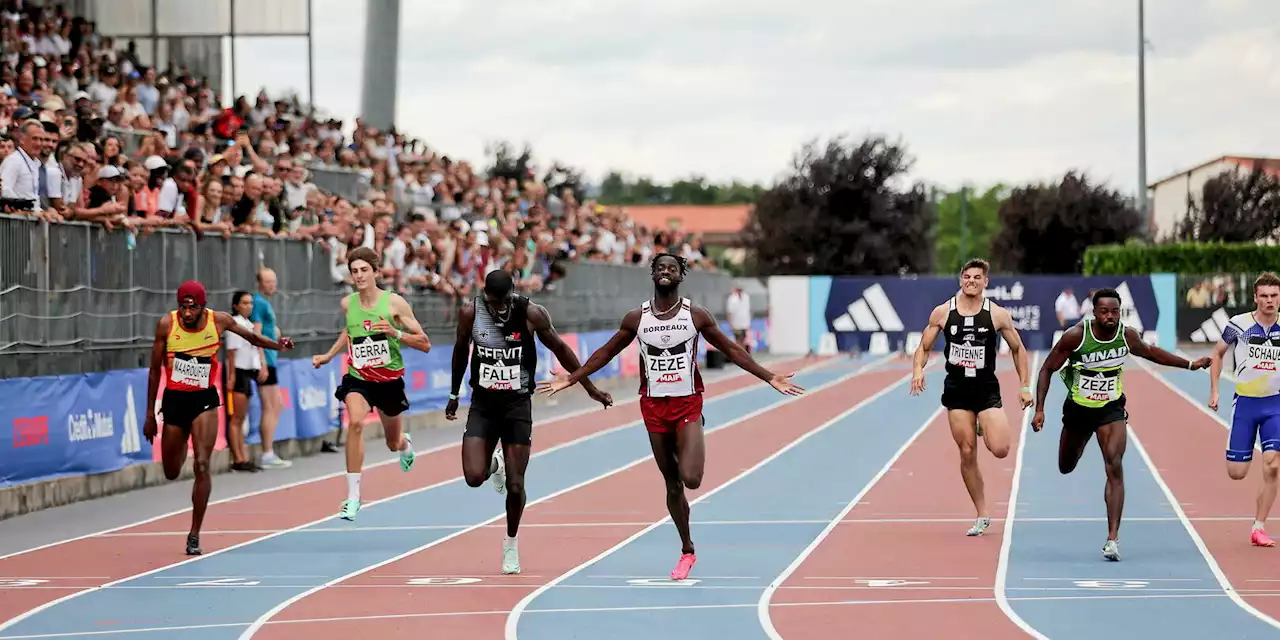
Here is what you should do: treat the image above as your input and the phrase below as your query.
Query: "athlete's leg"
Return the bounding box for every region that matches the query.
[338,389,374,518]
[378,411,414,473]
[674,414,706,490]
[160,423,190,482]
[975,406,1011,458]
[186,408,218,554]
[1227,397,1258,481]
[461,404,500,487]
[1057,425,1095,475]
[501,442,531,537]
[1250,414,1280,546]
[649,430,694,555]
[948,409,986,518]
[1094,419,1127,543]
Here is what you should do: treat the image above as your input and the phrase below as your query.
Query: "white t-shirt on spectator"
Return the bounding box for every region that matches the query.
[328,236,349,284]
[1055,291,1081,324]
[157,178,184,216]
[1,148,43,208]
[224,315,262,370]
[727,292,752,331]
[40,156,63,203]
[384,238,408,271]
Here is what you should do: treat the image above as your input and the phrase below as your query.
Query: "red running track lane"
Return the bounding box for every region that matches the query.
[247,369,912,640]
[1124,369,1280,624]
[768,367,1032,639]
[0,356,816,625]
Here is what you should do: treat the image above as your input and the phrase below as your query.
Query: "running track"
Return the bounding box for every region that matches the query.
[2,351,1280,639]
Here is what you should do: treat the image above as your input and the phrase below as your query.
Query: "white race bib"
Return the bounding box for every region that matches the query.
[647,354,687,384]
[1076,372,1120,402]
[350,336,390,369]
[479,362,521,390]
[170,354,212,388]
[1248,344,1280,372]
[948,343,985,377]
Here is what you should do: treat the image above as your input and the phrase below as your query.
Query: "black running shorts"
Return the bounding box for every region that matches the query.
[161,388,221,430]
[941,376,1003,414]
[464,392,533,446]
[335,374,410,417]
[1062,396,1128,432]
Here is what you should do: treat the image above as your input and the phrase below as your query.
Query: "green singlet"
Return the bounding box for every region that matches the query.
[345,290,404,382]
[1059,317,1129,408]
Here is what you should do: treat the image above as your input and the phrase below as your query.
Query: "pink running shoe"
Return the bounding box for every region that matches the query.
[670,553,697,580]
[1252,529,1275,547]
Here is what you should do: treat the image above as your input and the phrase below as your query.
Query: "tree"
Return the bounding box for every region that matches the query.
[484,140,588,202]
[933,184,1008,274]
[990,171,1142,274]
[742,135,936,276]
[595,171,766,205]
[1174,167,1280,243]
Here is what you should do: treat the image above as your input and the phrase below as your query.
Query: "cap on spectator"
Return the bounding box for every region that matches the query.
[475,230,490,247]
[143,155,168,171]
[72,91,90,102]
[41,95,65,112]
[12,106,34,121]
[97,165,126,180]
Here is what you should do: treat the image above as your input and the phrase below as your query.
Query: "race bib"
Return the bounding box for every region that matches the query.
[170,354,212,388]
[1248,344,1280,372]
[648,354,687,383]
[948,343,985,377]
[350,335,391,369]
[479,362,521,390]
[1076,372,1120,402]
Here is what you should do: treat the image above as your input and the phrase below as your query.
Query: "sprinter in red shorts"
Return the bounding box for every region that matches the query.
[539,253,803,580]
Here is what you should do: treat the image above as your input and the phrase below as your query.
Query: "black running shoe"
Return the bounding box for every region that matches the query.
[186,534,202,556]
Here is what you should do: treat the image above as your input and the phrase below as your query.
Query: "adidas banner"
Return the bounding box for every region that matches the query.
[1179,305,1250,343]
[818,275,1174,354]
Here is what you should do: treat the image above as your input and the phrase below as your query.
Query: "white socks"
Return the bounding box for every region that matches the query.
[1254,520,1266,531]
[347,473,361,502]
[504,535,517,549]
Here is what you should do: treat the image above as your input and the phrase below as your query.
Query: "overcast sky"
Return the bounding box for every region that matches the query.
[228,0,1280,194]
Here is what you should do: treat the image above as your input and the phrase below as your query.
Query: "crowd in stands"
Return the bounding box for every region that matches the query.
[0,2,717,299]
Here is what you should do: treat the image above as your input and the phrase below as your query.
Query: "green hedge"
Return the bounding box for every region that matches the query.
[1082,242,1280,275]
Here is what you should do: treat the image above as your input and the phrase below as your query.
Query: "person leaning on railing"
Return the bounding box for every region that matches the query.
[0,119,61,221]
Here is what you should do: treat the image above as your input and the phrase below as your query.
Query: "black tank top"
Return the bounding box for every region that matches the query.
[942,296,998,383]
[469,295,538,397]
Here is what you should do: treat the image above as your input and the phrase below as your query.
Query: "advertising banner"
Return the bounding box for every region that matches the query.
[815,275,1175,353]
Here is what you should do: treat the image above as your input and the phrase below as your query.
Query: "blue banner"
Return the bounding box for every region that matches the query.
[814,275,1175,353]
[0,318,771,488]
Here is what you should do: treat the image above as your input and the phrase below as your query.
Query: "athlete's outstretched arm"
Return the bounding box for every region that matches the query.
[1208,332,1235,411]
[1032,326,1083,431]
[692,305,803,395]
[217,312,293,351]
[992,304,1033,406]
[528,304,612,407]
[143,314,171,443]
[1124,327,1208,370]
[559,309,642,387]
[384,294,432,352]
[910,304,947,395]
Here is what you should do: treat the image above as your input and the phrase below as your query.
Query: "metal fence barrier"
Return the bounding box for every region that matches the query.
[0,215,752,377]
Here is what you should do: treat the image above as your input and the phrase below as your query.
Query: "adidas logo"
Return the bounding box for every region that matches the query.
[121,385,141,455]
[831,283,904,332]
[1189,307,1232,343]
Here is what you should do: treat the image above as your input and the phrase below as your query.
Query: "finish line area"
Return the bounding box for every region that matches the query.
[2,351,1280,639]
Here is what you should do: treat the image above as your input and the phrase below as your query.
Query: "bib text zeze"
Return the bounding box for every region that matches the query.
[170,355,211,388]
[649,354,686,384]
[1078,373,1119,401]
[351,337,390,369]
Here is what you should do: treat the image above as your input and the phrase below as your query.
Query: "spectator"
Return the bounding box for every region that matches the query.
[250,268,291,470]
[727,286,752,351]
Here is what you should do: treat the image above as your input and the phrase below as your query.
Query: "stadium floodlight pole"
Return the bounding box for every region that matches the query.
[1137,0,1149,237]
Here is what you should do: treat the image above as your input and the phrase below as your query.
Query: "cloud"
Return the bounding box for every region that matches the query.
[228,0,1280,194]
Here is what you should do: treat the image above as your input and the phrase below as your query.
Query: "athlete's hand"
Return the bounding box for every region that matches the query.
[909,370,926,396]
[278,337,294,350]
[312,354,331,369]
[1208,390,1219,412]
[445,397,459,420]
[1190,357,1211,371]
[1031,409,1045,432]
[588,387,614,409]
[538,372,576,396]
[371,319,396,336]
[143,415,158,444]
[769,373,804,396]
[1019,388,1033,409]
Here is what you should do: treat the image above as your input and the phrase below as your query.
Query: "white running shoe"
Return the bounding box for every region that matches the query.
[503,537,521,574]
[491,450,507,495]
[967,517,991,536]
[1102,539,1120,561]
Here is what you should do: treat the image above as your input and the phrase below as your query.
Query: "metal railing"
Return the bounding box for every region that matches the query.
[0,216,750,377]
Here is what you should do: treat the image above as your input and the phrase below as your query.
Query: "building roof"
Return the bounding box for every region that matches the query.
[1149,155,1280,189]
[621,204,752,235]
